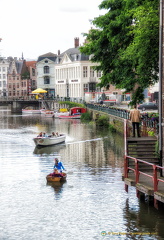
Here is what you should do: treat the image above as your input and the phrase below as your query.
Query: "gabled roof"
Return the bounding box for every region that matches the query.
[8,60,24,74]
[37,52,57,62]
[26,61,37,68]
[58,47,89,62]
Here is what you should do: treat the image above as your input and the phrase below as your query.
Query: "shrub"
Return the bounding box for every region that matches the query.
[81,112,92,121]
[109,124,116,132]
[96,115,109,127]
[148,131,155,136]
[59,101,85,109]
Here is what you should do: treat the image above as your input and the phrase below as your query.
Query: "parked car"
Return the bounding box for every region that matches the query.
[138,102,158,111]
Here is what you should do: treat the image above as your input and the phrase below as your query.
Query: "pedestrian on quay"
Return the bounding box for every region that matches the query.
[129,105,141,137]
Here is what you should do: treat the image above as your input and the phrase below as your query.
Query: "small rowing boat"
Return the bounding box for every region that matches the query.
[46,172,67,182]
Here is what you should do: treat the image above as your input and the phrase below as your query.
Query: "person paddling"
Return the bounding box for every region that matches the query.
[53,158,66,172]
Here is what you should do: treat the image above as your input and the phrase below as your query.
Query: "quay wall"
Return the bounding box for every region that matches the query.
[88,108,125,134]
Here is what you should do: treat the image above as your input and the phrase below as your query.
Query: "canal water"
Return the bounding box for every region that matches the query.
[0,107,164,240]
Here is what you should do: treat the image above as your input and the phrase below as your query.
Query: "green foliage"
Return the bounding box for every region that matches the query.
[59,101,85,109]
[155,140,160,158]
[148,112,159,118]
[109,124,116,132]
[81,111,92,121]
[148,131,155,136]
[80,0,159,104]
[96,115,109,127]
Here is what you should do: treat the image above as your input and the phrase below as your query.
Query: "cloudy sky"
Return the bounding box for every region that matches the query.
[0,0,106,60]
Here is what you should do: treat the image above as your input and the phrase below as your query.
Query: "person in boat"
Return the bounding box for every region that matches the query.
[37,132,43,137]
[52,132,55,136]
[43,132,47,137]
[54,158,66,172]
[48,169,63,178]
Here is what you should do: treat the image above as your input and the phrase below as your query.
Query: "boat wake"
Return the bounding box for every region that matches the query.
[66,137,107,145]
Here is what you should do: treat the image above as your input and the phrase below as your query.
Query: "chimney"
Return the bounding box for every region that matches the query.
[58,50,60,55]
[74,37,79,48]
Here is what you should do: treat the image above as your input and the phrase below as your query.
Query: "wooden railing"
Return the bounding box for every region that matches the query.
[124,155,164,191]
[124,119,164,208]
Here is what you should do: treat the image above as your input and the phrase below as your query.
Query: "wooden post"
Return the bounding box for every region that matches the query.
[135,158,139,184]
[153,164,158,209]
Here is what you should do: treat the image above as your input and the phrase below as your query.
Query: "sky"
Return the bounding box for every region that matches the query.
[0,0,106,60]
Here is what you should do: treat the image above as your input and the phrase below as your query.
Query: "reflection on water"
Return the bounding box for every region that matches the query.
[33,144,66,155]
[47,182,66,200]
[0,107,163,240]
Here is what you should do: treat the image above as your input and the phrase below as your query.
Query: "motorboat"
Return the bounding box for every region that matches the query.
[22,108,41,114]
[46,172,67,182]
[33,134,66,146]
[58,107,86,119]
[54,108,69,118]
[41,110,54,117]
[54,111,69,118]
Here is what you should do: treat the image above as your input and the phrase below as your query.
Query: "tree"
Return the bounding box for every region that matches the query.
[80,0,159,104]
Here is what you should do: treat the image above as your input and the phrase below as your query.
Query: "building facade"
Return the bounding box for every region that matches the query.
[54,38,101,102]
[36,52,57,98]
[0,57,10,98]
[26,61,37,92]
[8,58,30,99]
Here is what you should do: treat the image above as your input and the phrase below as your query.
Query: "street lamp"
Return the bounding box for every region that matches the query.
[159,0,163,167]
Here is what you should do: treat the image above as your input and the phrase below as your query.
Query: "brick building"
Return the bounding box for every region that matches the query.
[8,58,30,99]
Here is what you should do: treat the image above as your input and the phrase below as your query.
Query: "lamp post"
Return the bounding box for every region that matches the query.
[159,0,163,167]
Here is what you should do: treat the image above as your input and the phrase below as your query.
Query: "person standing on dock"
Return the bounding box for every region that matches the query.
[129,105,141,137]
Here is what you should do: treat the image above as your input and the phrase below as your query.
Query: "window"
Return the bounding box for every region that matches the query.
[0,75,1,79]
[83,66,87,77]
[45,60,48,63]
[44,66,49,74]
[3,81,6,87]
[113,92,118,95]
[3,74,6,79]
[44,76,50,84]
[97,70,101,77]
[17,77,19,80]
[84,84,88,92]
[32,68,35,76]
[3,67,5,72]
[0,67,1,72]
[17,83,19,88]
[0,81,1,87]
[32,80,35,86]
[90,68,94,77]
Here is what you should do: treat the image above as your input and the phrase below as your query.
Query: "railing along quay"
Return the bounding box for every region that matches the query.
[86,103,158,135]
[86,103,130,119]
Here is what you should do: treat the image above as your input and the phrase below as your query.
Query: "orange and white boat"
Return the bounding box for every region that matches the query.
[46,172,67,182]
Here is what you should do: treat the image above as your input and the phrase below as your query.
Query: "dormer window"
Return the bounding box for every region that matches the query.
[45,60,48,63]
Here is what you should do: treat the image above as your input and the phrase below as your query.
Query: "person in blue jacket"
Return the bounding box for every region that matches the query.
[54,158,66,172]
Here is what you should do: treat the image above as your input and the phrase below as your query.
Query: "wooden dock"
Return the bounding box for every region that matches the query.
[123,120,164,209]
